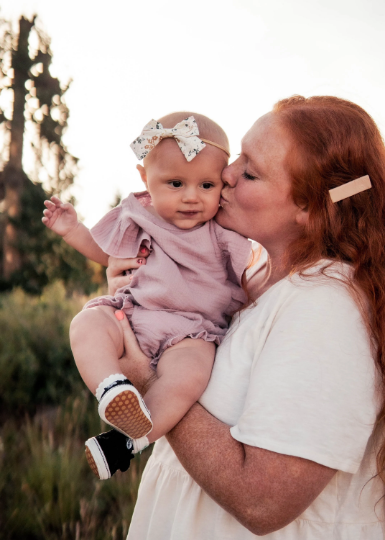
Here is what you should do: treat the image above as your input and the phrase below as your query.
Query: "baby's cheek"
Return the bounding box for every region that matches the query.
[207,199,222,219]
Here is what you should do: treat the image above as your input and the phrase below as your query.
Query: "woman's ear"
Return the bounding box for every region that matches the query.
[137,164,148,188]
[296,206,309,226]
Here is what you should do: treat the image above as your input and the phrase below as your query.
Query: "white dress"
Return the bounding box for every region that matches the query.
[127,259,385,539]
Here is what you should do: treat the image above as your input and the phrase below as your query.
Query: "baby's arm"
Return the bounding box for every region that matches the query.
[42,196,109,266]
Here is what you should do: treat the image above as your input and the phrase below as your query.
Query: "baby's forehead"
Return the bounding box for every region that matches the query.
[146,138,222,166]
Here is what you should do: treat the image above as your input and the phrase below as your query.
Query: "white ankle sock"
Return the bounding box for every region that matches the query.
[95,373,126,402]
[132,436,149,453]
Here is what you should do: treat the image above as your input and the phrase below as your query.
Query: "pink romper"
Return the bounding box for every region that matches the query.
[84,192,252,368]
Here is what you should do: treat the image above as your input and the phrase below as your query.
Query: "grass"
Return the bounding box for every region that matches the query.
[0,284,151,539]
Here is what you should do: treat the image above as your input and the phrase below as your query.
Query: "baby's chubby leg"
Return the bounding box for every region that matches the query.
[144,339,215,443]
[70,306,124,395]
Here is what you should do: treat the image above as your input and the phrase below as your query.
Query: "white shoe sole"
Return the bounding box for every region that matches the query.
[98,384,153,440]
[85,437,111,480]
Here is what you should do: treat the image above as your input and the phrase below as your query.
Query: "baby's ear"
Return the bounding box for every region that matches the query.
[136,164,147,187]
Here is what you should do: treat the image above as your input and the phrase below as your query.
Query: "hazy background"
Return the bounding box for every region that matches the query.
[2,0,384,227]
[1,2,384,537]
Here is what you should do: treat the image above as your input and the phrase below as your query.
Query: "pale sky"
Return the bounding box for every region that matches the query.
[1,0,385,226]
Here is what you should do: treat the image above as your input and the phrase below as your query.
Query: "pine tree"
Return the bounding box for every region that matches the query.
[0,15,99,294]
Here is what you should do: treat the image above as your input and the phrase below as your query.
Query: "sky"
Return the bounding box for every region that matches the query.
[1,0,385,226]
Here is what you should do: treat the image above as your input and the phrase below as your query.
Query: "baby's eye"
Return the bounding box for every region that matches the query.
[242,172,256,180]
[169,180,182,188]
[201,182,214,190]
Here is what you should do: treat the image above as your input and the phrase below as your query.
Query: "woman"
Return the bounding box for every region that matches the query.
[109,96,385,538]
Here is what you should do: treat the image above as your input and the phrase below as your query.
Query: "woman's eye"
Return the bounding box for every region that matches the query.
[242,172,256,180]
[169,181,182,188]
[201,182,214,190]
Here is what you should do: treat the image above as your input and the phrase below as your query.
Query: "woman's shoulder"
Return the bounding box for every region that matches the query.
[250,259,363,325]
[283,260,354,294]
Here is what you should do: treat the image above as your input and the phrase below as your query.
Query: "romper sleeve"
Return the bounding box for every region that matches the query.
[230,280,379,474]
[90,196,152,258]
[212,221,252,286]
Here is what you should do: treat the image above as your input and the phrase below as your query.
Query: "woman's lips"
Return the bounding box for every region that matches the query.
[219,196,228,205]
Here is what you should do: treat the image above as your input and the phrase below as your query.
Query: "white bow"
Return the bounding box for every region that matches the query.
[130,116,206,162]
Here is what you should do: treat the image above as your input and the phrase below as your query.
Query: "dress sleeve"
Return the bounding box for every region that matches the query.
[230,281,379,474]
[90,197,152,258]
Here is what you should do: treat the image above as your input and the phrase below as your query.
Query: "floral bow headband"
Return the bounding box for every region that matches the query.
[130,116,230,162]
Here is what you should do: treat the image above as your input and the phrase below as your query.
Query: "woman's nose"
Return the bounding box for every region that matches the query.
[221,163,237,187]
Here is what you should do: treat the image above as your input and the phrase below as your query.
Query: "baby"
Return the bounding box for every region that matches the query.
[42,112,251,480]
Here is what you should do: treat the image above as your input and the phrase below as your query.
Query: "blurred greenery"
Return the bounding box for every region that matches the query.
[2,179,105,296]
[0,15,103,296]
[0,284,150,539]
[0,15,147,538]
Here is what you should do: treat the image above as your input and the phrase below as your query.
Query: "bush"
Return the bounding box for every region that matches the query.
[0,392,150,539]
[0,283,86,416]
[0,283,150,538]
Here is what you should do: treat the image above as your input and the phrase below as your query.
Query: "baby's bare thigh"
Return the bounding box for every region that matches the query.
[83,305,125,357]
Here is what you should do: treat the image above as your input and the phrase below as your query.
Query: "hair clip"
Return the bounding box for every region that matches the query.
[329,175,372,203]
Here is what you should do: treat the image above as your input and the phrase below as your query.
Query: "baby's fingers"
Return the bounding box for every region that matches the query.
[44,199,57,210]
[50,195,64,205]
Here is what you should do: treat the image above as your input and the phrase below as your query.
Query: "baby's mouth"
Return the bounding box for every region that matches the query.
[178,210,200,216]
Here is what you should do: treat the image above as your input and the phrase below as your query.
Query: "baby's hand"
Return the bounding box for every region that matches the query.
[42,196,79,238]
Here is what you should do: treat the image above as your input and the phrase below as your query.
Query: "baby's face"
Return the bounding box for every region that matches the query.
[140,139,228,229]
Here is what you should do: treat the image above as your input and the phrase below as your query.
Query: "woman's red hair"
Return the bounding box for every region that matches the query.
[273,95,385,481]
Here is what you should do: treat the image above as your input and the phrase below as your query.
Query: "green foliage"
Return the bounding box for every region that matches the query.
[0,285,149,538]
[3,180,103,296]
[0,394,150,539]
[0,283,85,415]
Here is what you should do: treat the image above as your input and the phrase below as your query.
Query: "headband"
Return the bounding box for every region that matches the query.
[329,175,372,203]
[130,116,230,162]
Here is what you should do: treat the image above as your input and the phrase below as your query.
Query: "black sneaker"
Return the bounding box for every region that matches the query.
[85,429,134,480]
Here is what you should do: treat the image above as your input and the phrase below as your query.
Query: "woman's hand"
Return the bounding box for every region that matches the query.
[114,310,157,395]
[106,246,150,295]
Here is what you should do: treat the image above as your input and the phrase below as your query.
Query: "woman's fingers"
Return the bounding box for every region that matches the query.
[107,246,150,295]
[115,310,141,354]
[114,310,157,394]
[107,256,140,275]
[106,256,139,295]
[109,276,132,292]
[137,245,150,258]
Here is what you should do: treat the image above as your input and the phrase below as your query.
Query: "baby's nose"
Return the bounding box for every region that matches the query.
[182,188,199,202]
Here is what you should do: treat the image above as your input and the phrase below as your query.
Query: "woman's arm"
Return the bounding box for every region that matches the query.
[112,304,336,536]
[42,196,109,265]
[167,404,335,536]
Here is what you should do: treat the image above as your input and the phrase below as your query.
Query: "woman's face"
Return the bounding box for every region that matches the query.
[216,113,307,257]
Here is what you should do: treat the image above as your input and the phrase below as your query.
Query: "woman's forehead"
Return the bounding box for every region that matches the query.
[241,114,291,165]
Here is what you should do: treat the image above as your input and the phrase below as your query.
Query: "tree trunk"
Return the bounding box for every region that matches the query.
[1,16,35,280]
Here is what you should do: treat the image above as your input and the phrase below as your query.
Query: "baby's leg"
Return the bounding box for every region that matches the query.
[144,339,215,443]
[72,306,152,440]
[70,306,124,395]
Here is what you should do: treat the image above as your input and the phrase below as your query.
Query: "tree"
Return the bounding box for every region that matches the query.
[0,15,99,294]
